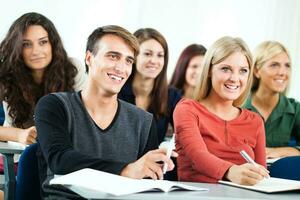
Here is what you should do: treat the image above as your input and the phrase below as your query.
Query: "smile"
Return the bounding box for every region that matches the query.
[224,84,239,90]
[107,73,123,82]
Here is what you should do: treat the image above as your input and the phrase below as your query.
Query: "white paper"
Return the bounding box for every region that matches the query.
[50,168,208,197]
[219,177,300,193]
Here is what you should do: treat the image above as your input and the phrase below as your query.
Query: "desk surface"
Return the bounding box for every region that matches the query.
[86,182,299,200]
[0,141,25,154]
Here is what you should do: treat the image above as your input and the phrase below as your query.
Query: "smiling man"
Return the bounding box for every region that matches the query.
[35,25,174,199]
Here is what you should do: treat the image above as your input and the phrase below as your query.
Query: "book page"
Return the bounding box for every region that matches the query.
[219,177,300,193]
[50,168,208,197]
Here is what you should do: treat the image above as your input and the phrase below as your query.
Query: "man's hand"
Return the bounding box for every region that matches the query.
[120,148,177,180]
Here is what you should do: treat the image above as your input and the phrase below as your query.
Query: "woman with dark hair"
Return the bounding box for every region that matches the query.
[118,28,181,144]
[170,44,206,98]
[0,12,86,144]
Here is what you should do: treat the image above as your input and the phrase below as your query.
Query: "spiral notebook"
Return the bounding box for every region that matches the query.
[50,168,208,198]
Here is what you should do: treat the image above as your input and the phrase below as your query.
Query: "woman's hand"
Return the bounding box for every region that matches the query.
[17,126,37,144]
[225,163,269,185]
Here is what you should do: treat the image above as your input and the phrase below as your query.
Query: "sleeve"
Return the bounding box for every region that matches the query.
[138,118,158,158]
[253,117,267,168]
[168,87,182,127]
[35,94,128,175]
[293,101,300,146]
[2,101,13,127]
[174,101,233,180]
[69,57,87,91]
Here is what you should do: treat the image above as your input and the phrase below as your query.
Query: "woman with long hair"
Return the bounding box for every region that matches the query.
[0,12,86,144]
[118,28,181,144]
[174,36,269,185]
[170,44,206,98]
[244,41,300,158]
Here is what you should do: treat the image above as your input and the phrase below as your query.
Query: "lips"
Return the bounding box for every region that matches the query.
[224,84,239,90]
[30,57,45,62]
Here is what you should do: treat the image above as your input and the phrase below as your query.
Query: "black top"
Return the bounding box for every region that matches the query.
[118,80,182,143]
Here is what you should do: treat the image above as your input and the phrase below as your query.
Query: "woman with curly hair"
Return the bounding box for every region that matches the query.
[0,12,86,145]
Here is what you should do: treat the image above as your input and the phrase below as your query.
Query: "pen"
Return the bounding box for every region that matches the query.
[239,150,259,167]
[162,134,175,174]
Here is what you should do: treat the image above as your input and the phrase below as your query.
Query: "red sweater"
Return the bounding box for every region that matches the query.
[174,98,266,183]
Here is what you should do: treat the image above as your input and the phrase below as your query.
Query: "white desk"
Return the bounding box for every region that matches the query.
[0,142,24,200]
[74,181,299,200]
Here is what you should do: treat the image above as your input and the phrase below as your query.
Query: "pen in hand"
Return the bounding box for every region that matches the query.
[162,134,175,174]
[240,150,270,178]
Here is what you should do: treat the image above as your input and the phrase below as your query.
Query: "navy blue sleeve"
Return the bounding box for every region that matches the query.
[168,87,182,127]
[35,94,128,175]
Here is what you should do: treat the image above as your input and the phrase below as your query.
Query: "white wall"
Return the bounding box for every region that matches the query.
[1,0,299,100]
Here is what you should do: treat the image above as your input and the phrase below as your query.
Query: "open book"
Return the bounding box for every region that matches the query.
[50,168,208,198]
[219,177,300,193]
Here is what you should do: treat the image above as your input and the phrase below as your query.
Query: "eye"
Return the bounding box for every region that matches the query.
[285,63,291,68]
[144,52,151,57]
[22,42,32,48]
[240,68,249,74]
[270,63,279,68]
[126,58,134,65]
[158,54,164,58]
[109,54,120,60]
[221,66,231,72]
[39,40,48,46]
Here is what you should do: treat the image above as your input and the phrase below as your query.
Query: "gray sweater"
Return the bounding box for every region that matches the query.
[35,92,158,199]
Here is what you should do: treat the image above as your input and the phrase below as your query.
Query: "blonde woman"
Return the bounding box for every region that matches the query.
[174,36,269,185]
[244,41,300,159]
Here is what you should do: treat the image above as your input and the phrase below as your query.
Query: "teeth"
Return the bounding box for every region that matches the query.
[275,79,284,83]
[225,84,238,90]
[108,74,122,81]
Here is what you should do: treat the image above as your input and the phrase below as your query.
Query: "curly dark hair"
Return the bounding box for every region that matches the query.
[0,12,77,128]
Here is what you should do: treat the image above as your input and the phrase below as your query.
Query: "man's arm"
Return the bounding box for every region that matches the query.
[35,94,128,175]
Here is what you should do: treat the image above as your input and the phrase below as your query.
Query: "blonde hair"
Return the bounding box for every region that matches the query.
[252,41,290,92]
[194,36,253,107]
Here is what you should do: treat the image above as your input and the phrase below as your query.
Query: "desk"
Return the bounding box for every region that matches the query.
[0,142,24,200]
[72,182,299,200]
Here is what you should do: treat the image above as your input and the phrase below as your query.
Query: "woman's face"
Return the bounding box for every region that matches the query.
[22,25,52,74]
[210,52,250,103]
[185,55,204,87]
[135,39,164,79]
[255,52,290,93]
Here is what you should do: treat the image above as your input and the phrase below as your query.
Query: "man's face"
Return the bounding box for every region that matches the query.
[85,34,135,96]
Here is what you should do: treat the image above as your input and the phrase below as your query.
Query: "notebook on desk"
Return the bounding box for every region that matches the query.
[219,177,300,193]
[50,168,208,198]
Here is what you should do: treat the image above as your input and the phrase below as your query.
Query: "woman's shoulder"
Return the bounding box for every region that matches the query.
[167,86,182,105]
[241,108,264,123]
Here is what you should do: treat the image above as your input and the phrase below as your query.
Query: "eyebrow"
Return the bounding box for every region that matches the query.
[107,51,135,62]
[22,36,49,42]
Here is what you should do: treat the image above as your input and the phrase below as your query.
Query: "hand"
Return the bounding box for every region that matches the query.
[120,148,176,180]
[17,126,37,144]
[225,163,269,185]
[266,147,300,158]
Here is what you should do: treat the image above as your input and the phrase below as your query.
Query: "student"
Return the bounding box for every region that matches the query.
[170,44,207,98]
[174,36,269,185]
[0,12,86,144]
[118,28,181,144]
[244,41,300,158]
[35,25,175,199]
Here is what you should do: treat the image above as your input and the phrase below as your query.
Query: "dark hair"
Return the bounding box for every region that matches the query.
[0,12,77,128]
[170,44,206,92]
[132,28,169,117]
[85,25,139,73]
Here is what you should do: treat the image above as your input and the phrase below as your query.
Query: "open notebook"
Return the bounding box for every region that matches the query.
[50,168,208,198]
[219,177,300,193]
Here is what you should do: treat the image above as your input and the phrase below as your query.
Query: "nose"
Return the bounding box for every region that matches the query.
[229,71,239,82]
[31,43,41,55]
[277,65,289,76]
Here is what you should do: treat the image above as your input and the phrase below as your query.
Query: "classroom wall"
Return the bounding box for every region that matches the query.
[0,0,299,100]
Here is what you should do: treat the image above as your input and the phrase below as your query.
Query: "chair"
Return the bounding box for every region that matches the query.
[15,143,40,200]
[269,156,300,181]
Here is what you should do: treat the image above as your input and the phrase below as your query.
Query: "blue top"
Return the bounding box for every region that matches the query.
[0,102,4,125]
[118,80,182,143]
